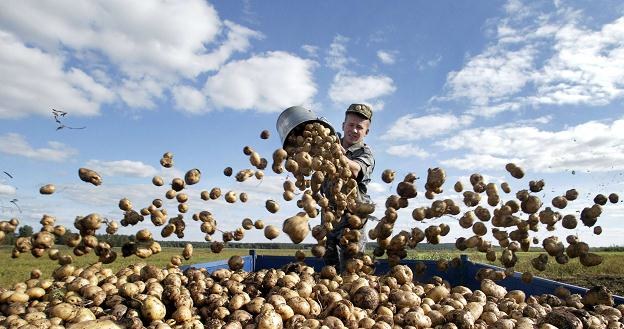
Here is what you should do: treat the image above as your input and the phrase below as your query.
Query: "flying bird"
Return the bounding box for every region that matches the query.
[9,199,21,213]
[52,109,86,130]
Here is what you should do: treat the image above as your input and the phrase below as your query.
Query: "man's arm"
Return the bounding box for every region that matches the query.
[342,156,362,179]
[340,146,374,181]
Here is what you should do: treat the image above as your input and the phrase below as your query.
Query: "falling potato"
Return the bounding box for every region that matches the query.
[266,200,280,213]
[184,168,201,185]
[381,169,395,184]
[160,152,174,168]
[282,212,310,244]
[152,176,164,186]
[225,191,238,203]
[505,163,525,179]
[260,130,270,139]
[609,193,619,203]
[223,167,233,177]
[264,225,280,240]
[39,184,56,195]
[78,168,102,186]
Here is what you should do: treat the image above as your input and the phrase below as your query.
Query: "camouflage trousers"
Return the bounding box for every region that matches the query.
[322,213,368,273]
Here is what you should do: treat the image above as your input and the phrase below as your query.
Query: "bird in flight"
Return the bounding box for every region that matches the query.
[52,109,86,130]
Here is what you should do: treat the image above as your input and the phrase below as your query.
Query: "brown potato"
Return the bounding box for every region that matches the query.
[78,168,102,186]
[266,200,280,213]
[184,168,201,185]
[283,212,310,244]
[39,184,56,195]
[381,169,395,184]
[264,225,280,240]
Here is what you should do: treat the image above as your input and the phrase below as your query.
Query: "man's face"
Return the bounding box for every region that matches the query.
[342,113,370,147]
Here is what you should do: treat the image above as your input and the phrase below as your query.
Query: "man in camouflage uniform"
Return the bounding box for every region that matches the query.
[321,103,375,272]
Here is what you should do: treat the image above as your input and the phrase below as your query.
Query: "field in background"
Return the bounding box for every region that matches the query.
[1,247,622,296]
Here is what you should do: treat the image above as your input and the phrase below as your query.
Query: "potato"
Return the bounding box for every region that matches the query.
[283,212,310,244]
[397,181,417,199]
[580,253,603,267]
[426,285,450,303]
[521,195,542,214]
[141,295,166,321]
[228,256,244,271]
[152,176,164,186]
[445,309,475,329]
[256,307,283,329]
[352,286,379,310]
[529,179,545,192]
[381,169,395,184]
[480,279,507,299]
[225,191,238,203]
[40,184,56,195]
[78,168,102,186]
[565,189,578,201]
[426,167,446,191]
[608,193,619,203]
[594,194,608,205]
[454,181,464,193]
[224,167,233,176]
[264,225,280,240]
[266,200,280,213]
[505,163,525,179]
[184,168,201,185]
[551,196,567,209]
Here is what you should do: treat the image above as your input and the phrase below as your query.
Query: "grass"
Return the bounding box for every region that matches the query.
[0,246,301,287]
[1,246,623,295]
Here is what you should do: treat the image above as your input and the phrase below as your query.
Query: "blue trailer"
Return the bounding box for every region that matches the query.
[187,250,624,305]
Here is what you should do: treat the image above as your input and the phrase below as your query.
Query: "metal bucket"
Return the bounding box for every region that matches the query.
[276,106,337,148]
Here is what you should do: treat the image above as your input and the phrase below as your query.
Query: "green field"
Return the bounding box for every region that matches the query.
[1,247,623,296]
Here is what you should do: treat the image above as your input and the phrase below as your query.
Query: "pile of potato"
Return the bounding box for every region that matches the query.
[0,259,622,329]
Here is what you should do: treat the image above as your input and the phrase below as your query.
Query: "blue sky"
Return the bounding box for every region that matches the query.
[0,0,623,247]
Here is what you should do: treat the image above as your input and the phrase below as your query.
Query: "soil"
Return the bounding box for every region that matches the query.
[554,274,624,297]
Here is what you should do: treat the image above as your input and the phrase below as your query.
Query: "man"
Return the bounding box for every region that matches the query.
[322,103,375,272]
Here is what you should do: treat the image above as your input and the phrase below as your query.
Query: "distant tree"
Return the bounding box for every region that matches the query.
[18,225,33,237]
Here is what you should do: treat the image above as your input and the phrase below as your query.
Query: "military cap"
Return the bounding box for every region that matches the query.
[346,103,373,121]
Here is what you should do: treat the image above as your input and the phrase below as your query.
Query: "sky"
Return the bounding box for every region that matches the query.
[0,0,623,247]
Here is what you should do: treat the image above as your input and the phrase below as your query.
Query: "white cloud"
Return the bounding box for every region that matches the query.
[445,46,536,106]
[85,160,158,178]
[381,113,474,141]
[377,50,396,64]
[329,74,396,105]
[326,35,354,72]
[438,118,624,172]
[439,3,624,116]
[0,1,262,116]
[302,45,319,58]
[0,183,16,195]
[0,31,114,119]
[367,182,387,194]
[0,133,78,162]
[417,55,442,70]
[204,51,317,113]
[386,144,429,158]
[172,85,207,114]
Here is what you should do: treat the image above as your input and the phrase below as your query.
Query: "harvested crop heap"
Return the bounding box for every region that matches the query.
[0,260,622,329]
